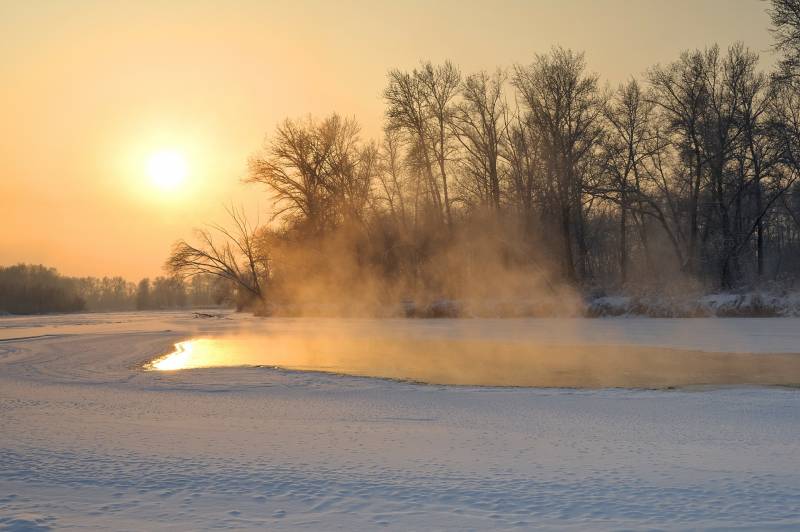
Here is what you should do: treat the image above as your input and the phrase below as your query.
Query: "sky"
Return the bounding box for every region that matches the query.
[0,0,776,279]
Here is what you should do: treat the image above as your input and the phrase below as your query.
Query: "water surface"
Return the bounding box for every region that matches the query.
[147,320,800,388]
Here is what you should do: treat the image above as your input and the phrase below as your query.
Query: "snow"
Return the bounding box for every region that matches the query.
[588,291,800,317]
[1,311,800,530]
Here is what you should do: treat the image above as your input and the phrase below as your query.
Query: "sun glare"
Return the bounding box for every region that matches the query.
[150,340,194,370]
[147,150,187,190]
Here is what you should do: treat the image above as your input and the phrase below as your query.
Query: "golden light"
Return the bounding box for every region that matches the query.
[147,149,187,190]
[148,339,231,370]
[150,340,195,370]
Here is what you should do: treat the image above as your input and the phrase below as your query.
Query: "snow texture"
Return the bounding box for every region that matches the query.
[1,311,799,530]
[588,291,800,317]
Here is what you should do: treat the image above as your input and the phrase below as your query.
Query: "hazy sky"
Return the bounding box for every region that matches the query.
[0,0,775,279]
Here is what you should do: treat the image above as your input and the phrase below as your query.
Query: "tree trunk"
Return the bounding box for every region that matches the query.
[620,193,628,286]
[756,181,764,277]
[561,204,576,282]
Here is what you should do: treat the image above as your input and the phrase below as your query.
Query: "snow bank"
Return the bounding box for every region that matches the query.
[588,291,800,317]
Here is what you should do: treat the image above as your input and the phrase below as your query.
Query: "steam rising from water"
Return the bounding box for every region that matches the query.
[147,328,800,388]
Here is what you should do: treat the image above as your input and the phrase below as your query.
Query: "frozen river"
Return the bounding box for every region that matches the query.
[1,311,799,529]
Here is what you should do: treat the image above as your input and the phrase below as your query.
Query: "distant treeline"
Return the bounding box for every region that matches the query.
[0,264,232,315]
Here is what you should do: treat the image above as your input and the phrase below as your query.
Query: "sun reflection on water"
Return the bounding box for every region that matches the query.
[149,340,197,370]
[147,337,273,371]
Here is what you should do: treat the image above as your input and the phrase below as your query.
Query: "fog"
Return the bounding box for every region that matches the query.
[169,30,800,316]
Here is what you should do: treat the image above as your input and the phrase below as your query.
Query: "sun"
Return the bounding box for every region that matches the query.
[147,150,187,190]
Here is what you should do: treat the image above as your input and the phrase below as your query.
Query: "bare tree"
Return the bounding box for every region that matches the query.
[500,100,544,233]
[384,61,461,226]
[594,79,657,284]
[375,128,412,229]
[418,61,461,226]
[770,0,800,80]
[248,114,371,234]
[167,206,269,304]
[513,47,604,282]
[451,69,507,210]
[384,68,443,221]
[648,48,711,275]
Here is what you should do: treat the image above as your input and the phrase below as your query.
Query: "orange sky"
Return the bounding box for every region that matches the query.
[0,0,775,279]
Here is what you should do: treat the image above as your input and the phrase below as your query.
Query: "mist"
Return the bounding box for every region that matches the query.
[169,41,800,317]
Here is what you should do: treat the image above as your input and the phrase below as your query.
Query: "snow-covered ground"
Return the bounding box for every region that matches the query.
[587,291,800,317]
[1,311,800,530]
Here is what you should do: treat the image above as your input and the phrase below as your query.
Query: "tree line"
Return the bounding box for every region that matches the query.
[0,264,230,314]
[169,0,800,313]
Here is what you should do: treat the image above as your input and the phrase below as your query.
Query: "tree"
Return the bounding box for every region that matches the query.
[595,79,656,285]
[769,0,800,80]
[374,127,411,228]
[648,48,711,275]
[248,114,373,234]
[501,100,543,234]
[135,278,151,310]
[0,264,85,314]
[384,61,461,226]
[418,61,461,226]
[167,206,269,306]
[451,69,507,210]
[513,47,604,282]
